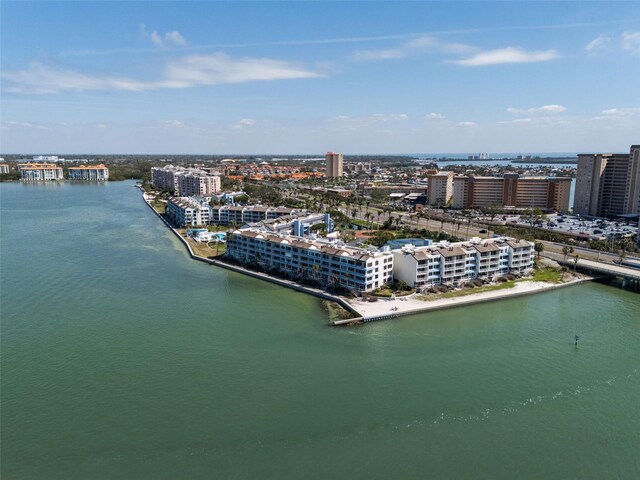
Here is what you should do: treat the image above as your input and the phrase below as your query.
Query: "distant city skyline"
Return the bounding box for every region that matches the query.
[1,1,639,154]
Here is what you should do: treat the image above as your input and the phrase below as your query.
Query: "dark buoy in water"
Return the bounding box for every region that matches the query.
[575,335,580,346]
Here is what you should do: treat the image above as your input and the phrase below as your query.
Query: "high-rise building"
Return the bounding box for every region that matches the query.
[574,147,640,217]
[451,174,571,211]
[427,172,454,206]
[325,151,344,178]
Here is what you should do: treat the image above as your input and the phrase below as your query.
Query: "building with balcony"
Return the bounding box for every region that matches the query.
[392,237,534,290]
[452,174,571,211]
[325,151,344,178]
[18,163,64,181]
[427,171,454,207]
[209,205,303,226]
[67,164,109,181]
[166,197,211,227]
[226,229,393,292]
[574,146,640,217]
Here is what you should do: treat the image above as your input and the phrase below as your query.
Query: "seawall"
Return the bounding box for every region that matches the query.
[140,190,362,323]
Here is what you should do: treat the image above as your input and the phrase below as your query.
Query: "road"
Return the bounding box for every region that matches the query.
[344,204,635,265]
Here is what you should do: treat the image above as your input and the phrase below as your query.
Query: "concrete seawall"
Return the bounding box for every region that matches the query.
[140,191,362,323]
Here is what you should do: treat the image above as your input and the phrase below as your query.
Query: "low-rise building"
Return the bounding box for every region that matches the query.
[0,164,10,174]
[392,237,534,290]
[67,164,109,181]
[166,197,210,227]
[209,205,303,226]
[18,163,64,181]
[226,229,394,292]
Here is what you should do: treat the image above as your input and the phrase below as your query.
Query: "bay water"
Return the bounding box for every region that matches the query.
[1,181,639,479]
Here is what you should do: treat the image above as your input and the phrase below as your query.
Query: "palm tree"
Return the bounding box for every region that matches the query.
[573,254,580,272]
[561,245,574,281]
[534,241,545,259]
[562,245,574,264]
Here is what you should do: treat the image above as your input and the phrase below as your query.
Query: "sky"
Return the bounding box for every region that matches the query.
[1,1,639,154]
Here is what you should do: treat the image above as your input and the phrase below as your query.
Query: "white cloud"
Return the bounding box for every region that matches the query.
[498,118,533,125]
[352,49,406,61]
[453,47,560,66]
[585,34,611,55]
[232,118,257,129]
[600,107,640,117]
[351,35,474,62]
[507,104,567,115]
[426,112,446,120]
[621,31,640,55]
[2,53,322,94]
[165,31,187,47]
[150,31,164,47]
[457,121,477,127]
[141,24,188,48]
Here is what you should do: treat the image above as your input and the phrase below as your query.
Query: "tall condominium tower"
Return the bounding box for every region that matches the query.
[574,146,640,217]
[325,151,344,178]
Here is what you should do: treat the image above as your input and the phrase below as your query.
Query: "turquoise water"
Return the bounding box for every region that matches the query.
[1,181,639,479]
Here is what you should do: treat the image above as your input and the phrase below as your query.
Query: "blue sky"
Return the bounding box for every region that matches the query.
[1,1,639,154]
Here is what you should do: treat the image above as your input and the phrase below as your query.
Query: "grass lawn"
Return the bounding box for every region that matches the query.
[527,267,563,283]
[418,281,516,301]
[189,239,226,258]
[151,201,166,214]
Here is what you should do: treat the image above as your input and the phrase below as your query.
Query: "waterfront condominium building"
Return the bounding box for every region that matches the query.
[325,151,344,178]
[427,171,454,207]
[151,165,221,196]
[0,164,10,174]
[209,205,303,226]
[151,165,181,191]
[18,163,64,181]
[176,172,221,197]
[392,237,535,290]
[166,197,211,227]
[226,229,394,292]
[574,147,640,217]
[452,174,571,211]
[67,164,109,181]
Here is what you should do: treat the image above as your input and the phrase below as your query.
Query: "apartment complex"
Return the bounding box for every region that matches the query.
[166,197,211,227]
[392,237,534,290]
[0,164,10,174]
[18,163,64,181]
[427,171,454,206]
[226,229,394,292]
[451,174,571,211]
[325,151,344,178]
[68,164,109,181]
[574,146,640,217]
[151,165,221,196]
[176,173,221,197]
[210,205,303,226]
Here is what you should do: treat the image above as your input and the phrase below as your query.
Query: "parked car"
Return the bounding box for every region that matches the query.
[479,229,488,234]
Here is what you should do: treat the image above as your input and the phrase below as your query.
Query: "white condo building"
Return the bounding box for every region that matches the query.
[18,163,64,181]
[166,197,211,227]
[226,229,394,292]
[152,165,221,196]
[392,237,534,290]
[68,164,109,181]
[209,205,303,226]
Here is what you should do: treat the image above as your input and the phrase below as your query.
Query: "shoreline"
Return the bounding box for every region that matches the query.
[140,188,589,325]
[345,278,588,324]
[140,189,362,322]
